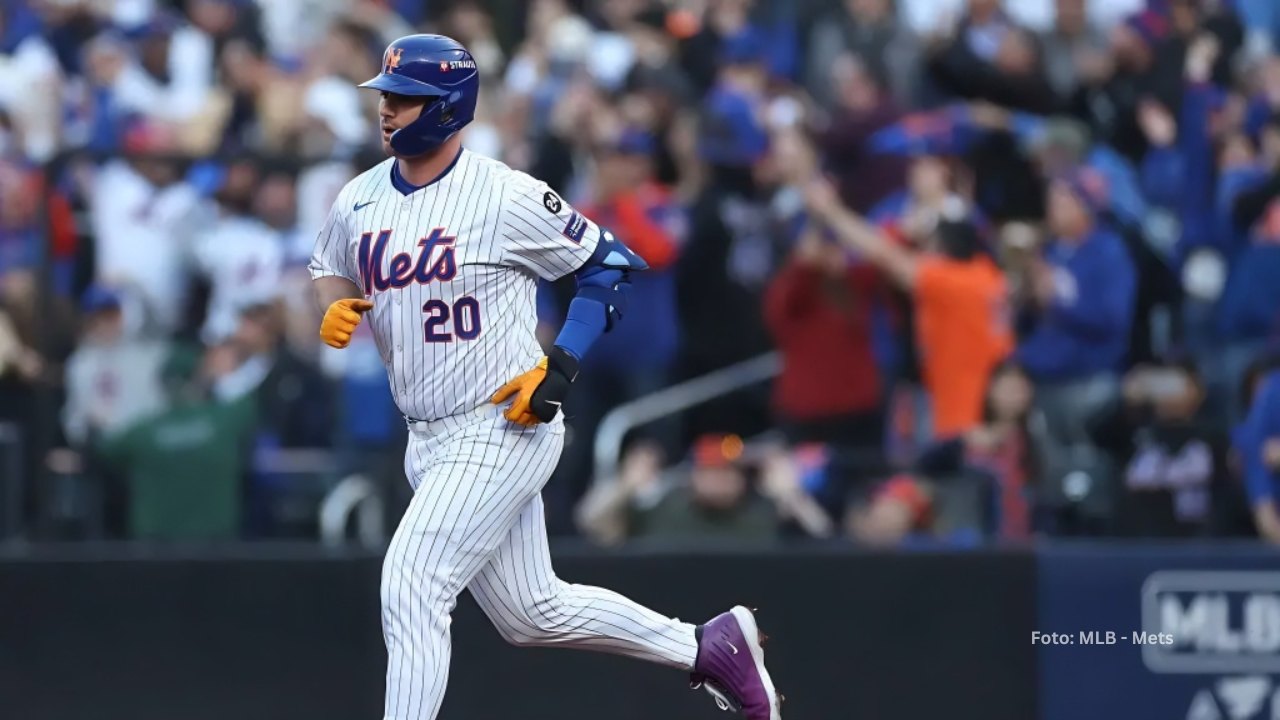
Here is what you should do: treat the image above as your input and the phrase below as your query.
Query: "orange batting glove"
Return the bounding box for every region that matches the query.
[491,348,578,427]
[491,357,550,427]
[319,298,374,349]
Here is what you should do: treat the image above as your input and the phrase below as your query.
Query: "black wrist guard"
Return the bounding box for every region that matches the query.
[530,346,579,422]
[546,345,579,383]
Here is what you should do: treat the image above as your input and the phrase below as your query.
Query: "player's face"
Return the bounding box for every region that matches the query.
[378,92,429,154]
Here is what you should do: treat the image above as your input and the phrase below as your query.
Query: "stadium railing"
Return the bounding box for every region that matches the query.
[592,351,781,483]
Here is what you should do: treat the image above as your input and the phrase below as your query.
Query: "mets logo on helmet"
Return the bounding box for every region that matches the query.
[384,48,403,72]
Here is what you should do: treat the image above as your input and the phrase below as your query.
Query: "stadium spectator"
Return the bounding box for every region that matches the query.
[1217,130,1280,420]
[1091,360,1252,538]
[805,178,1013,441]
[298,18,382,159]
[0,261,74,411]
[804,0,918,110]
[0,3,62,161]
[677,0,758,95]
[675,49,779,439]
[914,362,1042,540]
[817,53,909,214]
[214,35,307,155]
[1071,9,1182,163]
[187,0,265,54]
[61,284,168,447]
[1239,0,1280,57]
[230,301,332,449]
[845,473,933,547]
[254,164,306,261]
[764,220,884,451]
[1015,170,1136,448]
[86,142,205,335]
[576,435,827,545]
[0,153,77,287]
[1137,36,1220,257]
[189,158,285,343]
[576,436,775,544]
[863,129,974,393]
[1236,365,1280,544]
[0,269,50,450]
[1038,0,1109,100]
[95,342,255,540]
[617,5,698,137]
[107,11,216,128]
[226,299,333,536]
[925,2,1061,114]
[501,0,595,163]
[57,283,169,537]
[946,0,1021,63]
[1005,114,1146,231]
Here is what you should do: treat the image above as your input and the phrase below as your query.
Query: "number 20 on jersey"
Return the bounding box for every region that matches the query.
[358,228,484,343]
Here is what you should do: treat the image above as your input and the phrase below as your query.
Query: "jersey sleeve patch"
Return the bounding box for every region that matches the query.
[562,211,588,244]
[543,190,563,214]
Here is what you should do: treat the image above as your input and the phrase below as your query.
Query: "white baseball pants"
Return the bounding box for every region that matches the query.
[381,408,699,720]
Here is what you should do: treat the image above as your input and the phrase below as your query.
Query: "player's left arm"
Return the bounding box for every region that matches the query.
[492,229,648,426]
[491,176,647,426]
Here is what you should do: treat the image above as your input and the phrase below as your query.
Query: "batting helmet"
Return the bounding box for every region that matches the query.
[359,34,479,156]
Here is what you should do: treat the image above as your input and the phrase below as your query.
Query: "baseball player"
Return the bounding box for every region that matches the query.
[309,35,782,720]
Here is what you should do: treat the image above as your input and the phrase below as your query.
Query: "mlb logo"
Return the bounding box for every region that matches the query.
[1141,571,1280,674]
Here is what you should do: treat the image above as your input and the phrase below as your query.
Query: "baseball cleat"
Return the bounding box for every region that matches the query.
[689,606,783,720]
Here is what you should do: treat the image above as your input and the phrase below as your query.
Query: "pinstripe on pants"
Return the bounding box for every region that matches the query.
[381,408,700,720]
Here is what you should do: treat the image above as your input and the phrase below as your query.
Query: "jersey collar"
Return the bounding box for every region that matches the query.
[390,146,464,197]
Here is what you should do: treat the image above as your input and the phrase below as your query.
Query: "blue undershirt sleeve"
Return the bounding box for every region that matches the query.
[553,265,623,361]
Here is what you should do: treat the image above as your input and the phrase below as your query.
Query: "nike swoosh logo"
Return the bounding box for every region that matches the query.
[726,641,739,655]
[353,201,375,212]
[545,400,562,408]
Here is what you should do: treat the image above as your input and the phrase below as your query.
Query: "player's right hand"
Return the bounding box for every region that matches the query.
[319,298,374,349]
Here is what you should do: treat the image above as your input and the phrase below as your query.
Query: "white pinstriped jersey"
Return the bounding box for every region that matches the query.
[309,150,600,422]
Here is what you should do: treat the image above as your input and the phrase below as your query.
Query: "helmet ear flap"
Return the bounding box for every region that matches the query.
[439,91,463,125]
[388,96,458,156]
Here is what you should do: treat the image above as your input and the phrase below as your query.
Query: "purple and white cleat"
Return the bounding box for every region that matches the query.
[689,606,783,720]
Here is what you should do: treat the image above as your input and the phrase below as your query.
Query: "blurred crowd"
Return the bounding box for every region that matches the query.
[4,0,1280,548]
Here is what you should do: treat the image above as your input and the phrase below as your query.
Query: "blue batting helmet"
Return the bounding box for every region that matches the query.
[359,34,479,156]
